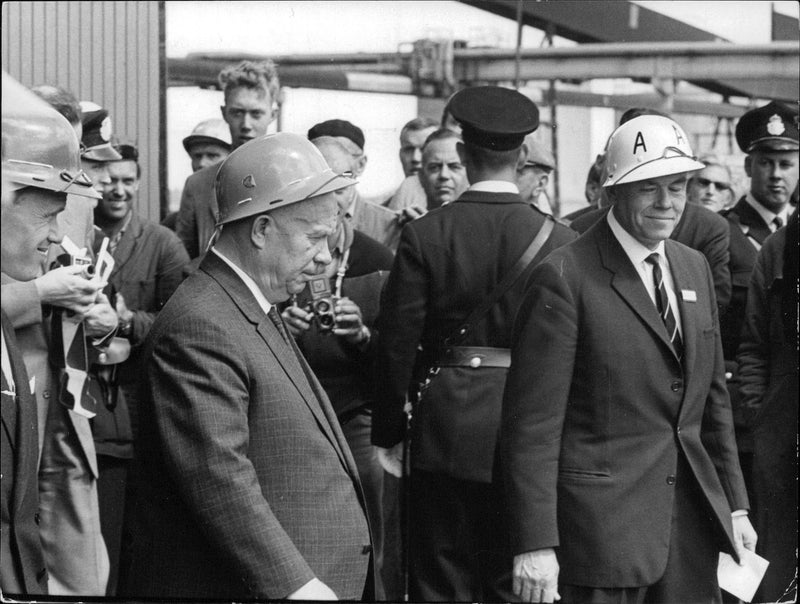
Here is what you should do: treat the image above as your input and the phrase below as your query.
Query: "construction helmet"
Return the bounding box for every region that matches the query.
[1,72,100,199]
[603,115,705,187]
[215,132,357,226]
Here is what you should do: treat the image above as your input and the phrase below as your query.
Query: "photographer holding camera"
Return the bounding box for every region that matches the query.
[281,203,393,599]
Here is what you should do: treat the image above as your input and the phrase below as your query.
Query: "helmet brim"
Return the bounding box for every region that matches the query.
[603,156,705,187]
[82,143,122,162]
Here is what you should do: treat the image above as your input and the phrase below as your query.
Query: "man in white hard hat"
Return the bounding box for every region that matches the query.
[129,133,372,601]
[182,118,231,174]
[502,114,756,603]
[1,72,111,596]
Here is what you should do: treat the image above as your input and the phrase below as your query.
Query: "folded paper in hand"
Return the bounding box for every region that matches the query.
[717,550,769,602]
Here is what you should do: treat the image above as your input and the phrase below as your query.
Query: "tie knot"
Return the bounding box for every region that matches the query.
[645,252,661,267]
[773,216,783,230]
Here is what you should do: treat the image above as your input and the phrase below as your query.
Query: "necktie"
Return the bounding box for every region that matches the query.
[645,253,683,361]
[772,216,783,231]
[267,306,292,345]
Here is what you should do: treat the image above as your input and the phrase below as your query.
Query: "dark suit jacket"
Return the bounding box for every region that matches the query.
[736,213,798,601]
[175,164,218,259]
[373,190,577,482]
[501,218,749,587]
[129,252,371,600]
[720,197,773,361]
[1,311,47,595]
[570,202,732,309]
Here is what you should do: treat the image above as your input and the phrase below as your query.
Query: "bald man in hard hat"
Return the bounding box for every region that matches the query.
[502,114,755,603]
[129,133,371,601]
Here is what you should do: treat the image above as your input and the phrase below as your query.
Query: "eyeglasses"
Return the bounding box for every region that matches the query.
[694,177,731,191]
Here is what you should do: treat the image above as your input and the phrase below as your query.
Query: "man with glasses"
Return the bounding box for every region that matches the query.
[687,155,736,212]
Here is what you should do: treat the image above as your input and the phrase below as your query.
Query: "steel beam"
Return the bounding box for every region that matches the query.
[452,41,799,83]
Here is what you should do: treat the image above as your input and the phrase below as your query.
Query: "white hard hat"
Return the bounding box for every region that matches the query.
[603,115,705,187]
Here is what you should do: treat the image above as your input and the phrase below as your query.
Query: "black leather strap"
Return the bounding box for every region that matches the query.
[443,216,555,348]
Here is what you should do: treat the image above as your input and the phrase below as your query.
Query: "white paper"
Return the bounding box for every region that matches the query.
[717,550,769,602]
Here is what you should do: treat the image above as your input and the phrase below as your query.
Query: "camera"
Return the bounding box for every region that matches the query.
[305,276,338,333]
[52,250,95,278]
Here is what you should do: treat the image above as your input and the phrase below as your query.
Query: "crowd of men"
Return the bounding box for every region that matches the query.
[1,57,797,604]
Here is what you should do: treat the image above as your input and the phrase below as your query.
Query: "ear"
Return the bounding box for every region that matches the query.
[744,155,752,178]
[539,173,550,188]
[250,214,271,249]
[354,154,368,177]
[516,144,530,171]
[456,141,466,164]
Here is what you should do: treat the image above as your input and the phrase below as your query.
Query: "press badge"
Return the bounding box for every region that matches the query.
[681,289,697,302]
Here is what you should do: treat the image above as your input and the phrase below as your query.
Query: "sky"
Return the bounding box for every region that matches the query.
[166,1,800,57]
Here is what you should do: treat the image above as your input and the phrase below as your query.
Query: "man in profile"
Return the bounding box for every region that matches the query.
[129,133,371,600]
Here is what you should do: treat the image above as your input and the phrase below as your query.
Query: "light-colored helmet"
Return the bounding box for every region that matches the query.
[183,118,232,153]
[215,132,356,226]
[603,115,705,187]
[2,71,100,199]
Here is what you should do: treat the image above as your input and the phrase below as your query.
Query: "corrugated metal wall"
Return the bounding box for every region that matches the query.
[1,1,165,222]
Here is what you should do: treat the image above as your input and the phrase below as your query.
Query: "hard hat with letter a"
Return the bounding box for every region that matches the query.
[215,132,357,226]
[2,71,101,199]
[603,115,705,187]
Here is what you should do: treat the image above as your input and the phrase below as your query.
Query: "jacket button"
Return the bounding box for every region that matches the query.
[42,390,50,399]
[666,475,676,485]
[670,380,682,392]
[34,512,41,525]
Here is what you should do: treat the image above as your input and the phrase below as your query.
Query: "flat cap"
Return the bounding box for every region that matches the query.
[735,100,799,154]
[182,118,232,153]
[80,100,122,162]
[308,119,365,151]
[446,86,539,151]
[523,134,555,171]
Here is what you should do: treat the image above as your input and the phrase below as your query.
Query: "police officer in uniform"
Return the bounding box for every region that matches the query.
[721,101,799,509]
[372,86,576,602]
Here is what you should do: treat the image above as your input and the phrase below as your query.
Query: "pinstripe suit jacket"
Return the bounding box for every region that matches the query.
[129,252,371,600]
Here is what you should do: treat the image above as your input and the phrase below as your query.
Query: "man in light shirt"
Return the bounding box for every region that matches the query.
[502,114,756,603]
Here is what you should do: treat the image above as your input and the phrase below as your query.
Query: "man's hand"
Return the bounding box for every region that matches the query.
[377,443,404,478]
[282,304,313,339]
[332,297,368,345]
[83,292,119,337]
[513,549,560,603]
[115,292,134,325]
[397,205,426,226]
[732,514,757,563]
[287,577,337,600]
[34,265,103,315]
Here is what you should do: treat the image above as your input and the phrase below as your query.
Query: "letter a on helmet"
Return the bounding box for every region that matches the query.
[603,115,705,187]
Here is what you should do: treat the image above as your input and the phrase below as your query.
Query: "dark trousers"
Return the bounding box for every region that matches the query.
[409,469,510,602]
[341,409,386,600]
[561,453,721,604]
[96,455,129,597]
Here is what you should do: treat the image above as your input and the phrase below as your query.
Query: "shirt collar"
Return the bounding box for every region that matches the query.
[467,180,519,194]
[607,208,665,266]
[745,192,789,228]
[210,247,273,315]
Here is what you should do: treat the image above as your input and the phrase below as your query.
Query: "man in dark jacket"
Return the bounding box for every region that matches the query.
[92,141,189,594]
[372,86,576,601]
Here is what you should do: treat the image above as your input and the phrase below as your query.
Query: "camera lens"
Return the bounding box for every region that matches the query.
[316,300,331,313]
[318,314,335,328]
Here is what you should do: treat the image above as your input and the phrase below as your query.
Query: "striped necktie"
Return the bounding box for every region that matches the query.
[267,306,292,345]
[646,253,683,361]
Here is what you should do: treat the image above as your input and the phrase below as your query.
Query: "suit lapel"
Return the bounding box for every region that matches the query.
[595,221,677,357]
[202,254,353,473]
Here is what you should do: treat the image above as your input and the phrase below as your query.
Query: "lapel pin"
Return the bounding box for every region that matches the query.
[681,289,697,302]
